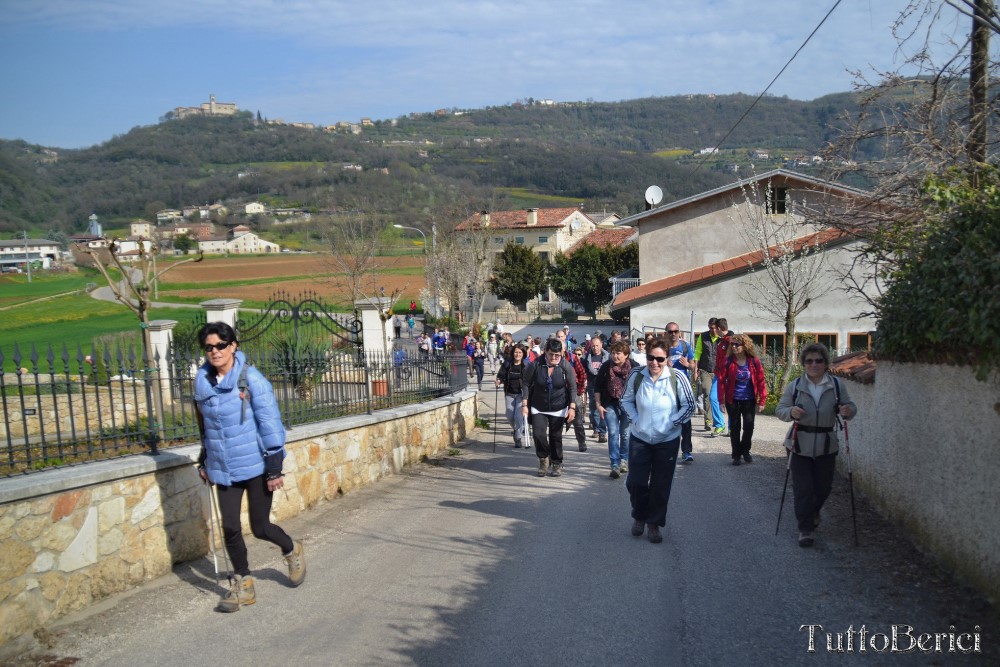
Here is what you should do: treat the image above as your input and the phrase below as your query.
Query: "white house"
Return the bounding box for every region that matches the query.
[0,239,61,269]
[611,169,878,356]
[245,202,267,215]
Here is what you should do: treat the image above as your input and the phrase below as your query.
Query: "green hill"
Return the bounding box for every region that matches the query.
[0,92,868,235]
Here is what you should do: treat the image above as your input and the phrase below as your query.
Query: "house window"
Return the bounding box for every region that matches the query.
[848,333,872,352]
[494,237,505,245]
[539,289,550,303]
[747,333,786,360]
[815,333,838,353]
[514,236,525,244]
[537,236,548,244]
[767,186,788,214]
[538,251,549,263]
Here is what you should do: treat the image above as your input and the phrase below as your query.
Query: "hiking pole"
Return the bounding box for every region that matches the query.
[492,385,499,453]
[208,483,233,582]
[775,423,796,536]
[205,482,221,586]
[845,420,859,547]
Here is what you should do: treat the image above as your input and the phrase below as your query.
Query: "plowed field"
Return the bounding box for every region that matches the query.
[159,253,426,304]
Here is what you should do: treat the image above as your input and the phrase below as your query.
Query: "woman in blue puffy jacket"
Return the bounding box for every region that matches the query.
[195,322,305,612]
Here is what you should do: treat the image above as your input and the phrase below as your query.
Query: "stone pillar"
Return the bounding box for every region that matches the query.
[147,320,177,430]
[200,298,242,331]
[354,298,393,357]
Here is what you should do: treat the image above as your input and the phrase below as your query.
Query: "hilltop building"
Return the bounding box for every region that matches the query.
[171,95,238,120]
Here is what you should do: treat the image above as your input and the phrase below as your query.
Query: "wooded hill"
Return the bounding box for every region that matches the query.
[0,91,865,235]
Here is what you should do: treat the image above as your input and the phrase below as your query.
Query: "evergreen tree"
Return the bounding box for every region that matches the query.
[490,241,548,307]
[549,243,620,318]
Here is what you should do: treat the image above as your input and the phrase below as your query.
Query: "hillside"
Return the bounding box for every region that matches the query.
[0,92,865,235]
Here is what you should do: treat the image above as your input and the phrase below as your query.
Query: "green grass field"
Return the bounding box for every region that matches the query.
[0,269,108,308]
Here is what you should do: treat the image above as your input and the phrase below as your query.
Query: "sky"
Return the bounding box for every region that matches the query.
[0,0,974,149]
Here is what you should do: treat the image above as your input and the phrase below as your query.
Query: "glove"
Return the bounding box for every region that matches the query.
[264,450,285,481]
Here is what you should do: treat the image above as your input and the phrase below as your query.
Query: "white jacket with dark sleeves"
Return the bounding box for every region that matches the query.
[195,351,286,486]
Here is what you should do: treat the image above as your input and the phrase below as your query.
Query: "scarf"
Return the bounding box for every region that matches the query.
[607,360,632,400]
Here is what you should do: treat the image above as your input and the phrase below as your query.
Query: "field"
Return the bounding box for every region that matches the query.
[0,253,428,362]
[158,253,427,305]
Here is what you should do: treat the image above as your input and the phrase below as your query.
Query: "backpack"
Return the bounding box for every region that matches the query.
[631,366,680,410]
[524,360,571,408]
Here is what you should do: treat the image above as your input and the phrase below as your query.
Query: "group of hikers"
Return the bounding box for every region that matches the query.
[190,312,855,612]
[489,318,857,549]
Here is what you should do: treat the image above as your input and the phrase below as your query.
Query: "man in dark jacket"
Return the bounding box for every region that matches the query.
[556,329,588,452]
[583,336,610,442]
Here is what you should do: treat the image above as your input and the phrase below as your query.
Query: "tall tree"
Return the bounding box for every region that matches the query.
[490,241,548,308]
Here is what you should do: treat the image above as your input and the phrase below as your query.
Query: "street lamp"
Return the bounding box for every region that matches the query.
[394,224,439,318]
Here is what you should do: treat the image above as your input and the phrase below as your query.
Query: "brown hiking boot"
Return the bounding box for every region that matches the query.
[537,457,549,477]
[284,540,306,587]
[218,574,256,612]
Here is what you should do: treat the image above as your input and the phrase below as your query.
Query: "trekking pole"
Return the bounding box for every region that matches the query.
[492,385,499,453]
[845,420,859,547]
[205,482,221,586]
[775,423,796,536]
[208,483,233,582]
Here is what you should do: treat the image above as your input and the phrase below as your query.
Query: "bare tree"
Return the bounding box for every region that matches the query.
[324,209,384,309]
[820,0,998,312]
[729,179,834,388]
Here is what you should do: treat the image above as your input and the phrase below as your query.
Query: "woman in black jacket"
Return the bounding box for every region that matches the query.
[496,344,530,449]
[521,338,577,477]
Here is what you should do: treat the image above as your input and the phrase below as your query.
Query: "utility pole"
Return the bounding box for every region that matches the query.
[967,0,991,170]
[22,231,32,283]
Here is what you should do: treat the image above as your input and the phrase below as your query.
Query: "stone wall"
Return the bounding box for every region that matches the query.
[0,390,476,648]
[840,364,1000,604]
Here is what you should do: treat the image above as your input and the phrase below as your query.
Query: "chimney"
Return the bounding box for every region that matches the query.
[526,208,539,226]
[480,210,490,227]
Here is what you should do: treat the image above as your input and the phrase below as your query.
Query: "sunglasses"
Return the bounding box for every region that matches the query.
[203,342,232,353]
[646,355,667,363]
[666,330,680,334]
[732,342,744,348]
[804,358,825,365]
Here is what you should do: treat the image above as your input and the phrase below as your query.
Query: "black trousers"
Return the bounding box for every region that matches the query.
[626,435,680,528]
[726,399,757,459]
[791,452,838,532]
[530,412,566,464]
[680,420,693,454]
[217,474,294,576]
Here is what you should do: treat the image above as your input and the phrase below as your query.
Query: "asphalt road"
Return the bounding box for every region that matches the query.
[10,365,997,666]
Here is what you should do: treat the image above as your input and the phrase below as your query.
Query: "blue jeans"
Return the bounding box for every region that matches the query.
[503,393,527,443]
[626,434,680,528]
[604,403,631,467]
[587,383,606,434]
[710,376,725,428]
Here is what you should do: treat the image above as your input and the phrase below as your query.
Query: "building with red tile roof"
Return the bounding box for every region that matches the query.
[611,169,878,356]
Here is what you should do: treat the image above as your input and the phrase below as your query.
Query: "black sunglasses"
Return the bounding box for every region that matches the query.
[203,342,232,352]
[646,355,667,363]
[666,329,680,334]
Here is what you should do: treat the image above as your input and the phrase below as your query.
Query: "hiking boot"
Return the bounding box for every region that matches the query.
[647,525,663,544]
[514,439,522,449]
[284,541,306,587]
[742,453,753,463]
[597,433,607,443]
[732,458,741,466]
[218,574,256,612]
[812,511,821,529]
[681,452,694,464]
[537,457,549,477]
[619,461,629,474]
[609,466,620,479]
[523,441,532,450]
[578,443,587,452]
[798,531,815,548]
[549,463,563,477]
[703,424,712,432]
[631,519,645,537]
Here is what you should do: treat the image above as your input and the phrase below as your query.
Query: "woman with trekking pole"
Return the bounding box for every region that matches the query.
[194,322,306,612]
[496,344,530,449]
[775,342,857,548]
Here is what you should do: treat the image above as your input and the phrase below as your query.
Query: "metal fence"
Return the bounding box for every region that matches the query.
[0,340,468,476]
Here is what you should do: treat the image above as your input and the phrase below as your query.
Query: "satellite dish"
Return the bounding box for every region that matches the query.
[644,185,663,206]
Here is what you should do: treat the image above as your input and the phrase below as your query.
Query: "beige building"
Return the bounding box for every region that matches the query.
[612,169,877,355]
[454,207,597,314]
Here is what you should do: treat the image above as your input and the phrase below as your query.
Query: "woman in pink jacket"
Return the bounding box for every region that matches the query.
[717,334,767,466]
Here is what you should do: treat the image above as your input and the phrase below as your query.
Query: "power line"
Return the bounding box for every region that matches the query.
[694,0,845,172]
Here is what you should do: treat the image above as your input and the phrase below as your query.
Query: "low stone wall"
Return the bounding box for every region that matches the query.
[0,382,150,441]
[0,390,476,648]
[844,363,1000,604]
